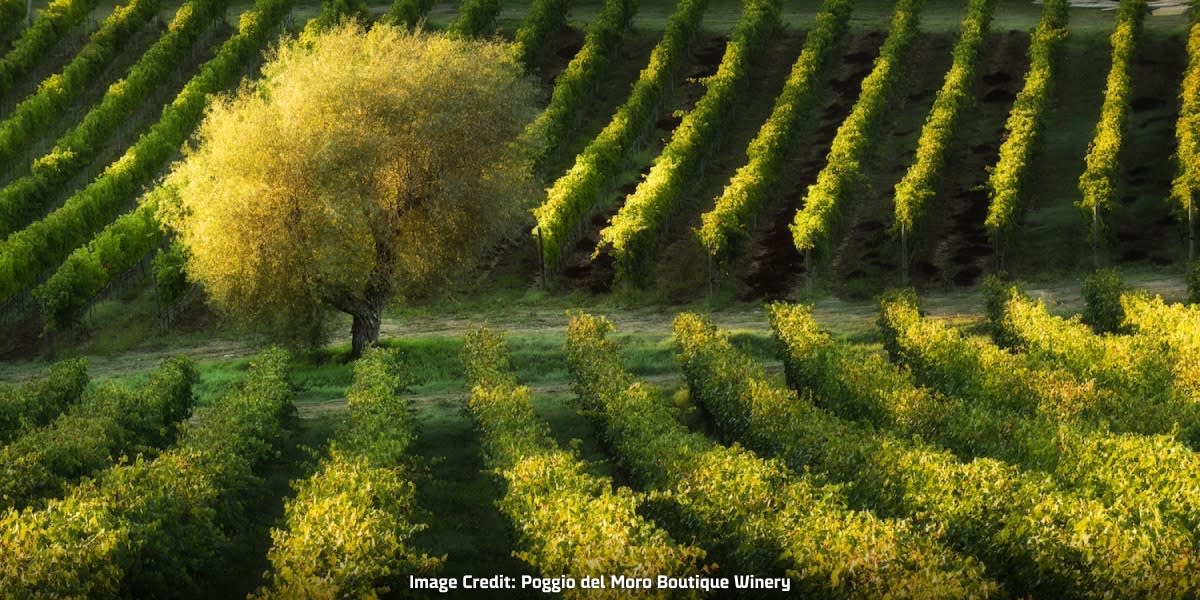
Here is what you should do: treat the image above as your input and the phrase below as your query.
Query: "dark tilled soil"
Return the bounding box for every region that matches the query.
[554,32,727,293]
[641,29,812,302]
[915,29,1031,289]
[533,25,587,90]
[825,31,958,299]
[1002,34,1110,275]
[1110,31,1189,268]
[736,29,888,301]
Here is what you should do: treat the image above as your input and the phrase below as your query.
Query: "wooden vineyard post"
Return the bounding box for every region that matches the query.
[805,249,813,295]
[536,226,547,290]
[707,252,713,301]
[1189,195,1195,261]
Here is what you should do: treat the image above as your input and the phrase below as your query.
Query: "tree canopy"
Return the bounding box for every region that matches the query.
[160,23,539,356]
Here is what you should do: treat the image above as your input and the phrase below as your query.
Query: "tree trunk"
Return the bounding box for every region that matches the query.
[349,291,385,359]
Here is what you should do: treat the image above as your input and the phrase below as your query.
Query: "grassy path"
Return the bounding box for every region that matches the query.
[0,266,1189,384]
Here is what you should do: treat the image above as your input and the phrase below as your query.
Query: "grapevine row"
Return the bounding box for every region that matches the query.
[0,0,23,32]
[0,356,194,510]
[383,0,434,28]
[526,0,637,169]
[762,302,1199,596]
[790,0,923,256]
[257,347,440,597]
[513,0,569,67]
[696,0,853,263]
[1077,0,1146,265]
[983,0,1068,245]
[532,0,708,269]
[0,357,87,444]
[463,327,701,597]
[598,0,781,283]
[36,191,160,331]
[301,0,369,39]
[985,279,1200,443]
[451,0,501,37]
[893,0,995,271]
[567,312,996,598]
[877,289,1109,423]
[0,348,292,597]
[0,0,161,168]
[1170,1,1200,260]
[875,292,1200,539]
[1119,291,1200,399]
[0,0,294,305]
[0,0,224,238]
[0,0,97,98]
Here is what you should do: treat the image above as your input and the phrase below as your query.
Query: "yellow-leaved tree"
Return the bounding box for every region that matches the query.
[161,23,539,357]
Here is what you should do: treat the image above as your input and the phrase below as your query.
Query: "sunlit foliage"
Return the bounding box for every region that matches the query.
[161,24,539,355]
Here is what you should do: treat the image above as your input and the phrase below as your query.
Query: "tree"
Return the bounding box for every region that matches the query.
[160,24,539,357]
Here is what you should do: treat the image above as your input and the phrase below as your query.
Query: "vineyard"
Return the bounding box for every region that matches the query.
[0,0,1189,348]
[1,0,1200,595]
[0,277,1195,596]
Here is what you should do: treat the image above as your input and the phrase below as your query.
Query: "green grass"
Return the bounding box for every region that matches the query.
[407,391,535,598]
[209,412,340,597]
